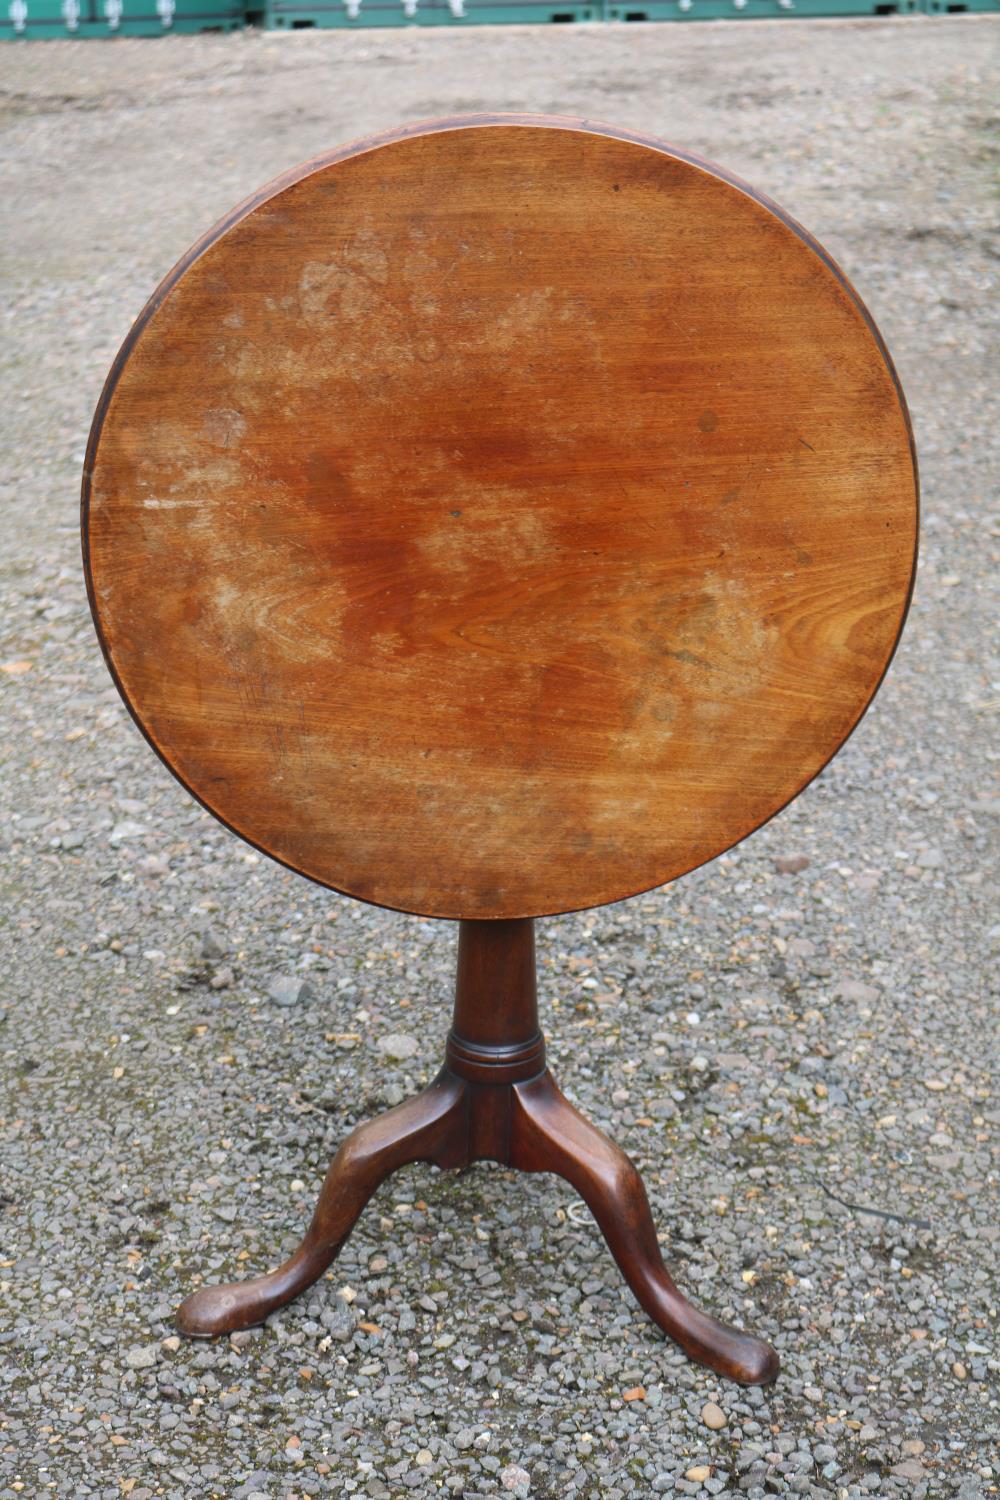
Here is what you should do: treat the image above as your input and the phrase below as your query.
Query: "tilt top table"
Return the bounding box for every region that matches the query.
[82,116,918,1387]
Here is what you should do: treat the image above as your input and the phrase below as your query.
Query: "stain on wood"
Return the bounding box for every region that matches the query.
[82,115,918,920]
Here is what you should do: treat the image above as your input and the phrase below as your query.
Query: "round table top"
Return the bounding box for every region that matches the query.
[83,115,918,921]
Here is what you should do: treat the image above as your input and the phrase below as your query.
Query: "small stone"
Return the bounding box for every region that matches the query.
[210,966,234,990]
[377,1032,419,1060]
[892,1460,925,1480]
[901,1440,925,1456]
[952,1361,967,1379]
[125,1343,158,1369]
[199,927,227,960]
[110,819,146,843]
[267,975,316,1007]
[701,1401,727,1430]
[833,979,880,1004]
[230,1330,253,1349]
[923,1077,948,1091]
[323,1301,355,1342]
[622,1385,646,1402]
[501,1465,531,1491]
[416,1449,433,1465]
[685,1466,711,1483]
[774,854,810,874]
[161,1336,181,1353]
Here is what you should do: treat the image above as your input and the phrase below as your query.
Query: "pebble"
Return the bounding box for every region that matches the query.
[833,979,880,1004]
[323,1301,355,1342]
[685,1465,711,1483]
[376,1032,420,1060]
[125,1344,158,1370]
[199,927,228,960]
[267,975,316,1007]
[701,1401,727,1430]
[109,819,146,843]
[892,1459,926,1480]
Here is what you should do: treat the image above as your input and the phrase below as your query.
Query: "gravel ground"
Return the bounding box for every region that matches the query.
[1,17,998,1500]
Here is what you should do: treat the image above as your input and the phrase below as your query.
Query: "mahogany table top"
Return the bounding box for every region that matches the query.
[83,115,918,920]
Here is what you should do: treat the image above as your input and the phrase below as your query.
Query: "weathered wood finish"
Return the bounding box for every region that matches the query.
[83,116,918,921]
[176,919,780,1386]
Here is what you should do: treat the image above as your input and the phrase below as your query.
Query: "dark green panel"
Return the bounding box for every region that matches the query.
[1,0,242,34]
[605,0,920,16]
[923,0,1000,11]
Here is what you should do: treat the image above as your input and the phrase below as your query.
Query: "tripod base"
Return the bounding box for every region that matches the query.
[176,921,779,1386]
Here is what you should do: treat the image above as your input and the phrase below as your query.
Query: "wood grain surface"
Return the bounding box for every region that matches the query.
[83,115,918,920]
